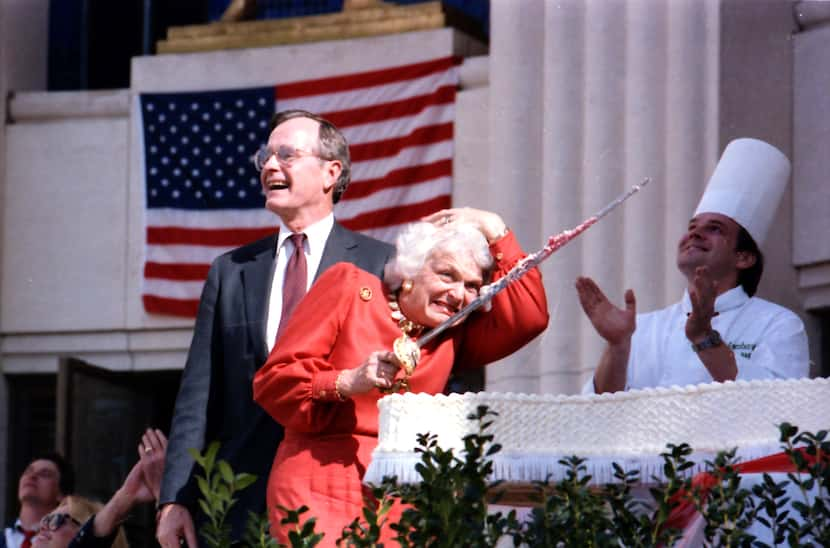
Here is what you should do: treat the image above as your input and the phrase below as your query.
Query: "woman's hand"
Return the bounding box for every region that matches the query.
[423,207,508,244]
[140,428,168,502]
[337,351,402,397]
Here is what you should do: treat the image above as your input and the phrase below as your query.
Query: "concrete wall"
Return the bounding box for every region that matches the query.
[0,0,52,520]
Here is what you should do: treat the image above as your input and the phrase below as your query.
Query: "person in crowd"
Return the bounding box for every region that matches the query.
[2,454,73,548]
[577,138,809,394]
[157,109,393,548]
[32,429,166,548]
[253,207,549,544]
[32,497,110,548]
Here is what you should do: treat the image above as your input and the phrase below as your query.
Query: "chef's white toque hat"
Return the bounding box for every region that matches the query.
[694,138,791,248]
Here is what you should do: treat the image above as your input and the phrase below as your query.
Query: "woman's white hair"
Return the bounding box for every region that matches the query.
[384,221,493,291]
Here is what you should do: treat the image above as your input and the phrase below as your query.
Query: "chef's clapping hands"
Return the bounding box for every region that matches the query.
[575,277,636,346]
[686,266,719,342]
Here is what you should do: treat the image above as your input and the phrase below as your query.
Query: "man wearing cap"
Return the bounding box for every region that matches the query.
[577,138,810,394]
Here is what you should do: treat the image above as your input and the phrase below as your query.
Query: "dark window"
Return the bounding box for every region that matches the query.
[4,374,57,523]
[818,308,830,378]
[4,362,181,548]
[59,360,181,548]
[48,0,210,90]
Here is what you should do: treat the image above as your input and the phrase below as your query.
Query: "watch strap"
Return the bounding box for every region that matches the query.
[691,329,723,352]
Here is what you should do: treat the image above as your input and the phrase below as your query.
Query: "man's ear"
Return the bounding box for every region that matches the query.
[323,159,342,193]
[735,250,757,270]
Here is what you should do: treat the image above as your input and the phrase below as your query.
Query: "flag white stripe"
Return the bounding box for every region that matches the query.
[277,68,458,115]
[349,140,452,183]
[335,177,451,221]
[144,279,206,300]
[146,208,276,229]
[341,103,454,145]
[146,243,241,264]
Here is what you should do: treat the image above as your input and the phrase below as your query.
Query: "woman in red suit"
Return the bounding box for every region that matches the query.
[252,207,549,545]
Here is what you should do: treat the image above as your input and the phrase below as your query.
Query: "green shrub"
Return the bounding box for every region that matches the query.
[190,414,829,547]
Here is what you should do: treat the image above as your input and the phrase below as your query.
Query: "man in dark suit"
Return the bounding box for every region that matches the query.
[2,453,73,548]
[156,110,393,548]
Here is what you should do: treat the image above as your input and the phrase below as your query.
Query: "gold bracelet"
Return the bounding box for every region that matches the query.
[334,372,347,401]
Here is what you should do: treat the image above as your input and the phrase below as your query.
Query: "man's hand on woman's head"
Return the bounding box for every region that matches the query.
[422,207,508,244]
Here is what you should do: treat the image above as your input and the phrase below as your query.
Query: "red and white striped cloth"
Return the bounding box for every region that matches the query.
[141,56,458,317]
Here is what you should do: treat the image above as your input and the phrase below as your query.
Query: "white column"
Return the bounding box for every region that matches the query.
[662,0,720,304]
[539,0,589,393]
[486,0,547,393]
[485,0,721,394]
[622,0,669,312]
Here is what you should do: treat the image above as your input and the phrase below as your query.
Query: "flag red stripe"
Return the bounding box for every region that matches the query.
[143,295,200,317]
[345,159,452,200]
[323,86,456,128]
[145,262,210,281]
[276,56,457,99]
[349,123,453,162]
[340,195,451,231]
[147,227,275,246]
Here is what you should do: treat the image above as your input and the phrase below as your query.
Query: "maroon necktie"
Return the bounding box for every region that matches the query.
[276,233,307,342]
[20,528,36,548]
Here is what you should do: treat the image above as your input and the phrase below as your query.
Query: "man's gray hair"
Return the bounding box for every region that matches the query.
[269,109,351,203]
[384,221,494,291]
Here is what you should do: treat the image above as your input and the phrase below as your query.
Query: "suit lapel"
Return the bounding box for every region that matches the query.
[315,222,356,281]
[241,234,278,358]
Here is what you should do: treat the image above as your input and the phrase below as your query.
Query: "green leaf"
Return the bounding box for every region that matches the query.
[218,460,234,484]
[196,476,211,498]
[188,447,206,468]
[236,473,258,491]
[204,440,220,471]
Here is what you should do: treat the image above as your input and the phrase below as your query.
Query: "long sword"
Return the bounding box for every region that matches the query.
[392,178,651,376]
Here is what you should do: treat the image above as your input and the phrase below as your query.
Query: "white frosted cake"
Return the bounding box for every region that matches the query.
[364,377,830,485]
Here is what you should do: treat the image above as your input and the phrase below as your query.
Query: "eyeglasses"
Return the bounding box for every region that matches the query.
[39,513,81,532]
[252,144,321,172]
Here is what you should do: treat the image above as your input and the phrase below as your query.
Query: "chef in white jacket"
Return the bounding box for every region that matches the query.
[578,138,809,394]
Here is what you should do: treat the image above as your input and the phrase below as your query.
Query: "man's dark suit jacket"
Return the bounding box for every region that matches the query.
[159,221,393,541]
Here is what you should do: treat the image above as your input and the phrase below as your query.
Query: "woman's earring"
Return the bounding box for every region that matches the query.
[402,279,413,293]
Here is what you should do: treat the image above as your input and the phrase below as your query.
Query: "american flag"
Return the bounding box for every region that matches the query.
[140,56,459,317]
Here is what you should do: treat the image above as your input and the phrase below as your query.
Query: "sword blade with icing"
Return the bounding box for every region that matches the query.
[392,177,651,375]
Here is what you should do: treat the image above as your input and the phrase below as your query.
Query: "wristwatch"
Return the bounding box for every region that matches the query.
[691,330,723,352]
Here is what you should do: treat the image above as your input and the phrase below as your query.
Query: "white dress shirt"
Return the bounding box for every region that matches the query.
[4,519,27,548]
[265,213,335,349]
[584,285,810,393]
